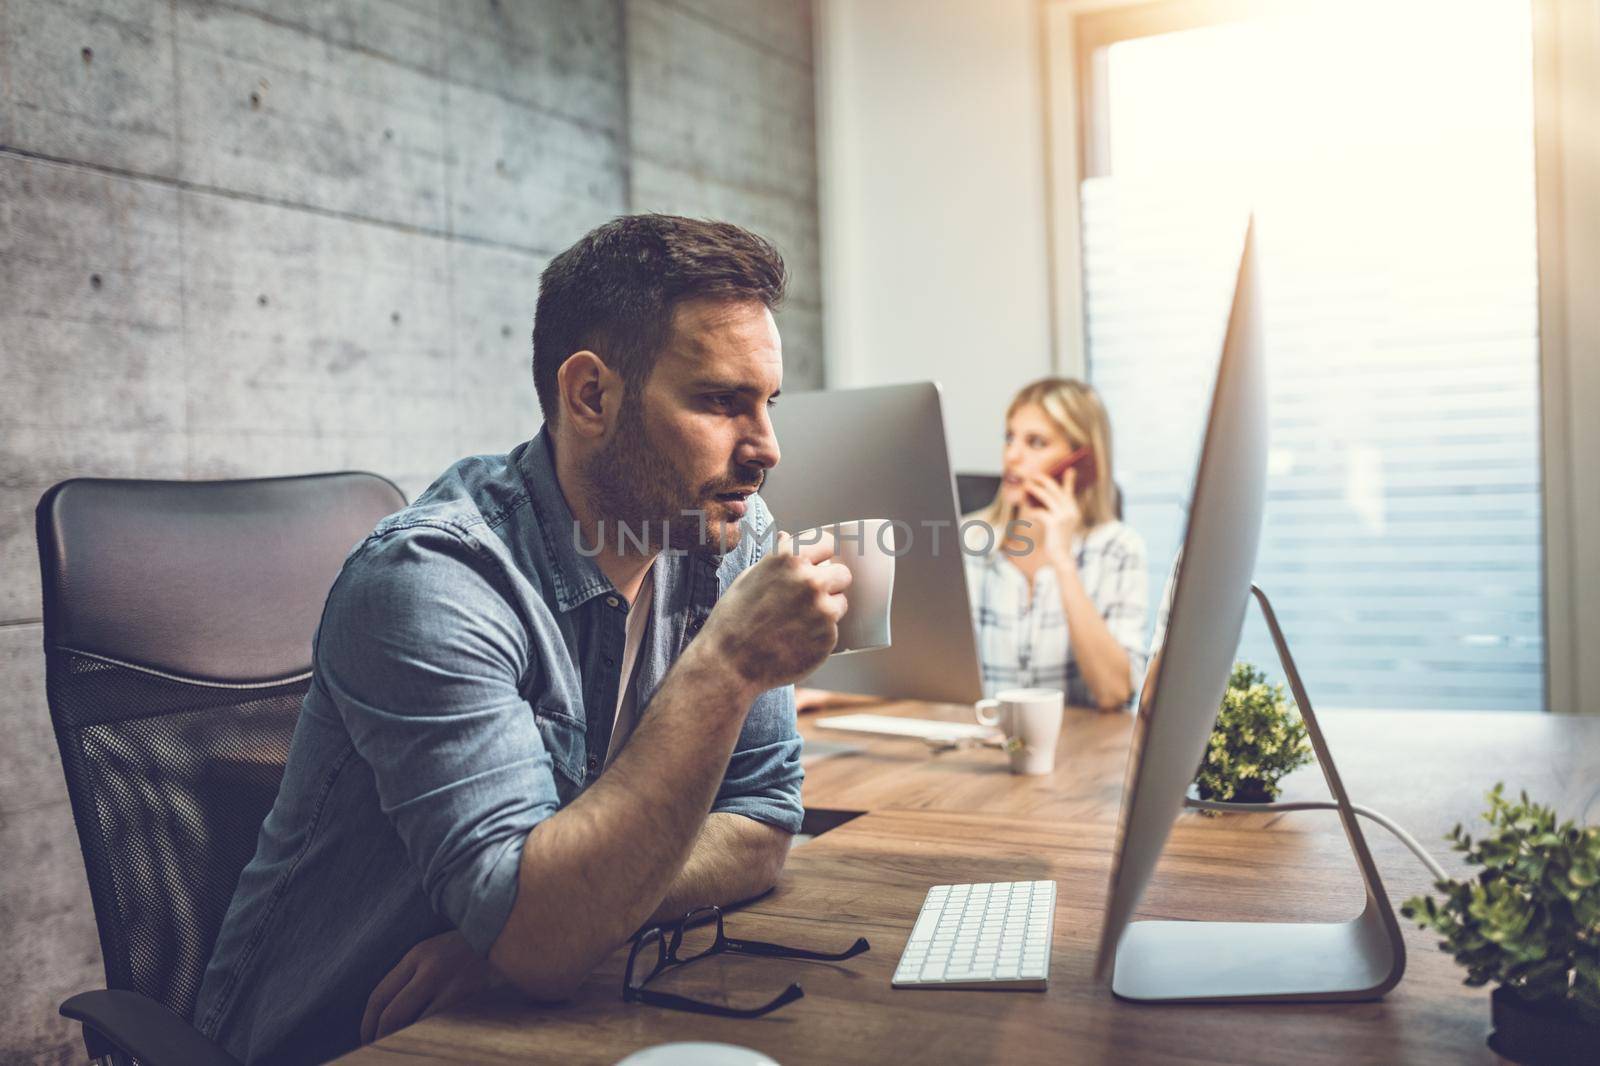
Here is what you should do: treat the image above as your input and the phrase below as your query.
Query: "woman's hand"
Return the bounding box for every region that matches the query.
[1022,468,1084,566]
[362,930,501,1044]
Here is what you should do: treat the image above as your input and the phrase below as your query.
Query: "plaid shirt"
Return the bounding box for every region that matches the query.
[963,517,1150,708]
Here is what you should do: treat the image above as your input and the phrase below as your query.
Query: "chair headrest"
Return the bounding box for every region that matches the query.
[36,473,405,684]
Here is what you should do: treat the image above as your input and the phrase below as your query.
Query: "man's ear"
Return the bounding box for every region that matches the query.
[555,351,621,439]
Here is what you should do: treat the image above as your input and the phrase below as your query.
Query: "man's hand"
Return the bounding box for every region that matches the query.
[700,530,851,690]
[361,931,501,1044]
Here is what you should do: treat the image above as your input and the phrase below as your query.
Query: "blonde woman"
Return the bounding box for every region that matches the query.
[963,378,1148,710]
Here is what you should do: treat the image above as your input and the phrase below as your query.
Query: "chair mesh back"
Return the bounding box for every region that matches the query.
[47,651,308,1021]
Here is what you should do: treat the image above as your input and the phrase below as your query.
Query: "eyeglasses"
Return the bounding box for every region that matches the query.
[622,905,870,1018]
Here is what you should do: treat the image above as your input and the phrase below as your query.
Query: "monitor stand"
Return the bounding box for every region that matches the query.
[1111,584,1407,1003]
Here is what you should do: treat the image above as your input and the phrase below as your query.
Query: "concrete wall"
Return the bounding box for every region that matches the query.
[0,1,821,1060]
[627,0,823,384]
[814,0,1055,473]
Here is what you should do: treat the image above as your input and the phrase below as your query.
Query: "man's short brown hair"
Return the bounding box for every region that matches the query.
[532,214,788,423]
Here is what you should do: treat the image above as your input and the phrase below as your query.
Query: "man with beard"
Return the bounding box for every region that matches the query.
[194,216,849,1065]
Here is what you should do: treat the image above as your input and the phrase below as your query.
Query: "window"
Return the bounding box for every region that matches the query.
[1073,0,1544,710]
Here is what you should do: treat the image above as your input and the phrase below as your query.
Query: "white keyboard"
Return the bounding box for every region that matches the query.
[891,880,1056,990]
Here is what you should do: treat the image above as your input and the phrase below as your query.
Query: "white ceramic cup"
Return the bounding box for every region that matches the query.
[974,687,1064,775]
[791,518,897,655]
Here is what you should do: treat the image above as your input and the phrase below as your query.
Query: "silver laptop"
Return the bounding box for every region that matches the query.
[760,382,984,705]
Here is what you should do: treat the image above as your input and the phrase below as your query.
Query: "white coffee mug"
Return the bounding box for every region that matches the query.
[974,687,1064,775]
[792,518,896,655]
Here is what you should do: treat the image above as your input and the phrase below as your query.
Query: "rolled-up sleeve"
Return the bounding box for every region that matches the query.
[709,682,804,834]
[314,526,558,955]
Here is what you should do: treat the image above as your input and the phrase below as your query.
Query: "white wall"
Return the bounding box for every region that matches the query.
[814,0,1056,473]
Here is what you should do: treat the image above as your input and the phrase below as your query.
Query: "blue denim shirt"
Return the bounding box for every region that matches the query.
[193,428,802,1066]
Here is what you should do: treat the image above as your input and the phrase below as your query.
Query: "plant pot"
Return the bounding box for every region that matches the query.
[1195,779,1276,805]
[1228,779,1275,804]
[1488,985,1600,1065]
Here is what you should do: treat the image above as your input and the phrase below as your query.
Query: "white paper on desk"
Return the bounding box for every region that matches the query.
[815,713,1000,744]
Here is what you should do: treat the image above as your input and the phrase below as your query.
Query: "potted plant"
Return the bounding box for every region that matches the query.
[1191,661,1313,811]
[1401,785,1600,1065]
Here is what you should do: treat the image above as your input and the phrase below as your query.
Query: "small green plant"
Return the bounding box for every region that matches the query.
[1192,661,1312,811]
[1401,785,1600,1024]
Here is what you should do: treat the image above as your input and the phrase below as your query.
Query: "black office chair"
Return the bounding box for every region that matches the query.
[954,472,1124,519]
[36,473,406,1066]
[954,473,1003,515]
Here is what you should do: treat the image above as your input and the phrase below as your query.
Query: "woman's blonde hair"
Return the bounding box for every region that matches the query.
[979,377,1118,532]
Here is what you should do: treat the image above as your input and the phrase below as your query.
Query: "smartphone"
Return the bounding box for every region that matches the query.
[1025,445,1096,507]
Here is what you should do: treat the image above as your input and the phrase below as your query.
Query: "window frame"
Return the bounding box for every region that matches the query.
[1042,0,1597,713]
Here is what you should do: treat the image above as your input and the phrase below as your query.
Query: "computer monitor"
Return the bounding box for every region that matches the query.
[1093,220,1405,1002]
[760,381,984,705]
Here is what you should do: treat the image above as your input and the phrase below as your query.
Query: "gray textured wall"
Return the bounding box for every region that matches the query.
[0,1,821,1060]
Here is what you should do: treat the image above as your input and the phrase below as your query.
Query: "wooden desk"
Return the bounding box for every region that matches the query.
[342,703,1600,1065]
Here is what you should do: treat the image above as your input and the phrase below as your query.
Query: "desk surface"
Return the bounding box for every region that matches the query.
[342,703,1600,1065]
